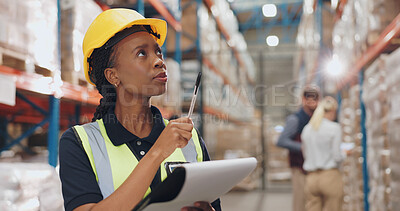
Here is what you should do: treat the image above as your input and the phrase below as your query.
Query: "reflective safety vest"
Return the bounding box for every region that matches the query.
[73,118,203,199]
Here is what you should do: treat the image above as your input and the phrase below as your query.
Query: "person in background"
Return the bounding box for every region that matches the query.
[276,84,320,211]
[58,9,220,211]
[301,96,344,211]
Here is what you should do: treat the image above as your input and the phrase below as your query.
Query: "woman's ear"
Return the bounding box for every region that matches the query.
[104,68,120,87]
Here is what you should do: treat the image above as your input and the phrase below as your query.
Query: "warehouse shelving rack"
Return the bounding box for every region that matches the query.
[203,0,255,85]
[0,0,101,167]
[298,1,400,208]
[201,0,255,121]
[336,12,400,211]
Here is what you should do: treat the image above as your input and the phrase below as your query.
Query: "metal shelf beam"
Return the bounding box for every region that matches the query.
[148,0,182,32]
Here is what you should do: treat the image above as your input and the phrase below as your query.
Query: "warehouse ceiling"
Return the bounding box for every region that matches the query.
[230,0,303,45]
[229,0,302,12]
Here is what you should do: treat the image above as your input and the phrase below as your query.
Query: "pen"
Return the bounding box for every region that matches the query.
[187,72,202,118]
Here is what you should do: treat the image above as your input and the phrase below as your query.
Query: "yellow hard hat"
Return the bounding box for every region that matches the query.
[83,8,167,85]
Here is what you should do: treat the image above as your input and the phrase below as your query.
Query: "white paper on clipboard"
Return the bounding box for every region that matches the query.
[140,157,257,211]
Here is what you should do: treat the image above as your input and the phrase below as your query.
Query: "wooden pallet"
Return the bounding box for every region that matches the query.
[0,45,53,77]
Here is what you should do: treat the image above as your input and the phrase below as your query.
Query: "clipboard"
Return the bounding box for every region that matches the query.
[132,157,257,211]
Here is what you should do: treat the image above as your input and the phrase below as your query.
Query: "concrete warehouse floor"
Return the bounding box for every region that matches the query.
[220,190,292,211]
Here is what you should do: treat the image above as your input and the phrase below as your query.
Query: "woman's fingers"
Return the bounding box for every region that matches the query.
[169,121,193,132]
[171,117,192,124]
[176,130,192,148]
[153,116,194,159]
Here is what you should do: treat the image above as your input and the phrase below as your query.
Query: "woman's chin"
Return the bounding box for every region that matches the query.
[151,89,167,96]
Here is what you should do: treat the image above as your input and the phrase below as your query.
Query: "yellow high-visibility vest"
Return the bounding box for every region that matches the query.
[73,118,203,198]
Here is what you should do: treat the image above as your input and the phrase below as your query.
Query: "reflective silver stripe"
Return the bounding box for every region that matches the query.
[182,138,198,163]
[82,122,114,199]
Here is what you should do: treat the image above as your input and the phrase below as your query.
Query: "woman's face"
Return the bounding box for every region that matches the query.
[113,31,167,99]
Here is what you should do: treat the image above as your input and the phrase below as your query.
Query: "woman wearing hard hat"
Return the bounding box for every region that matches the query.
[58,9,221,211]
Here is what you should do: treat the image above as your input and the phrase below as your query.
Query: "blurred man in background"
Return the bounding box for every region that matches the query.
[276,85,320,211]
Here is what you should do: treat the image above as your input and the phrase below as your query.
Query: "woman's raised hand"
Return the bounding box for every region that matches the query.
[153,117,193,160]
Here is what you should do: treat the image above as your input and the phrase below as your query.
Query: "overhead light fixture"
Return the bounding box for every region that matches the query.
[262,4,277,17]
[325,55,344,78]
[266,35,279,46]
[331,0,339,10]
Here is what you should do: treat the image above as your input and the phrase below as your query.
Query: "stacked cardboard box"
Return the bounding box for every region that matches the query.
[215,122,261,190]
[0,0,59,73]
[339,86,364,211]
[366,0,400,46]
[384,48,400,209]
[266,125,291,182]
[330,0,400,91]
[166,0,256,83]
[362,56,391,211]
[61,0,102,85]
[0,163,63,210]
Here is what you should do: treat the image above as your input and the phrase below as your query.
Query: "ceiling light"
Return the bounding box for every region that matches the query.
[325,55,344,78]
[331,0,339,10]
[266,35,279,46]
[262,4,277,17]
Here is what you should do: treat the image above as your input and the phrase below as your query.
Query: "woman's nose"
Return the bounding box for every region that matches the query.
[153,56,165,69]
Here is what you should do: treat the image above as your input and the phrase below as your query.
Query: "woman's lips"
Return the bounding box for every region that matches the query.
[153,72,168,83]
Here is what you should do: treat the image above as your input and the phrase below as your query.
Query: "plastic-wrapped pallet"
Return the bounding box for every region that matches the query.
[61,0,102,85]
[366,0,400,46]
[332,0,356,75]
[339,87,364,211]
[296,0,321,83]
[166,0,255,84]
[362,56,391,211]
[159,0,180,20]
[215,122,261,190]
[202,64,224,110]
[166,0,198,52]
[0,163,64,211]
[0,0,59,72]
[198,4,220,56]
[384,47,400,210]
[267,125,291,182]
[212,0,238,36]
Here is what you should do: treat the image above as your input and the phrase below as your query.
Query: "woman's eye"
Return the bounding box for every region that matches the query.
[156,48,162,55]
[138,51,146,57]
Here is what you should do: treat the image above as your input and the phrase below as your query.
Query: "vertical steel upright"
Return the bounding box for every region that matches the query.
[174,0,182,65]
[359,71,370,211]
[195,0,203,135]
[48,96,60,167]
[137,0,144,16]
[336,91,342,119]
[259,51,266,190]
[315,0,323,87]
[48,0,61,167]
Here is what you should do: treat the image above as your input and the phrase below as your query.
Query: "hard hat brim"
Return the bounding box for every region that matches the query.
[84,18,167,86]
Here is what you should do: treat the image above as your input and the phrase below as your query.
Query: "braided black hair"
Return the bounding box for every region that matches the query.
[88,44,117,122]
[88,25,160,122]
